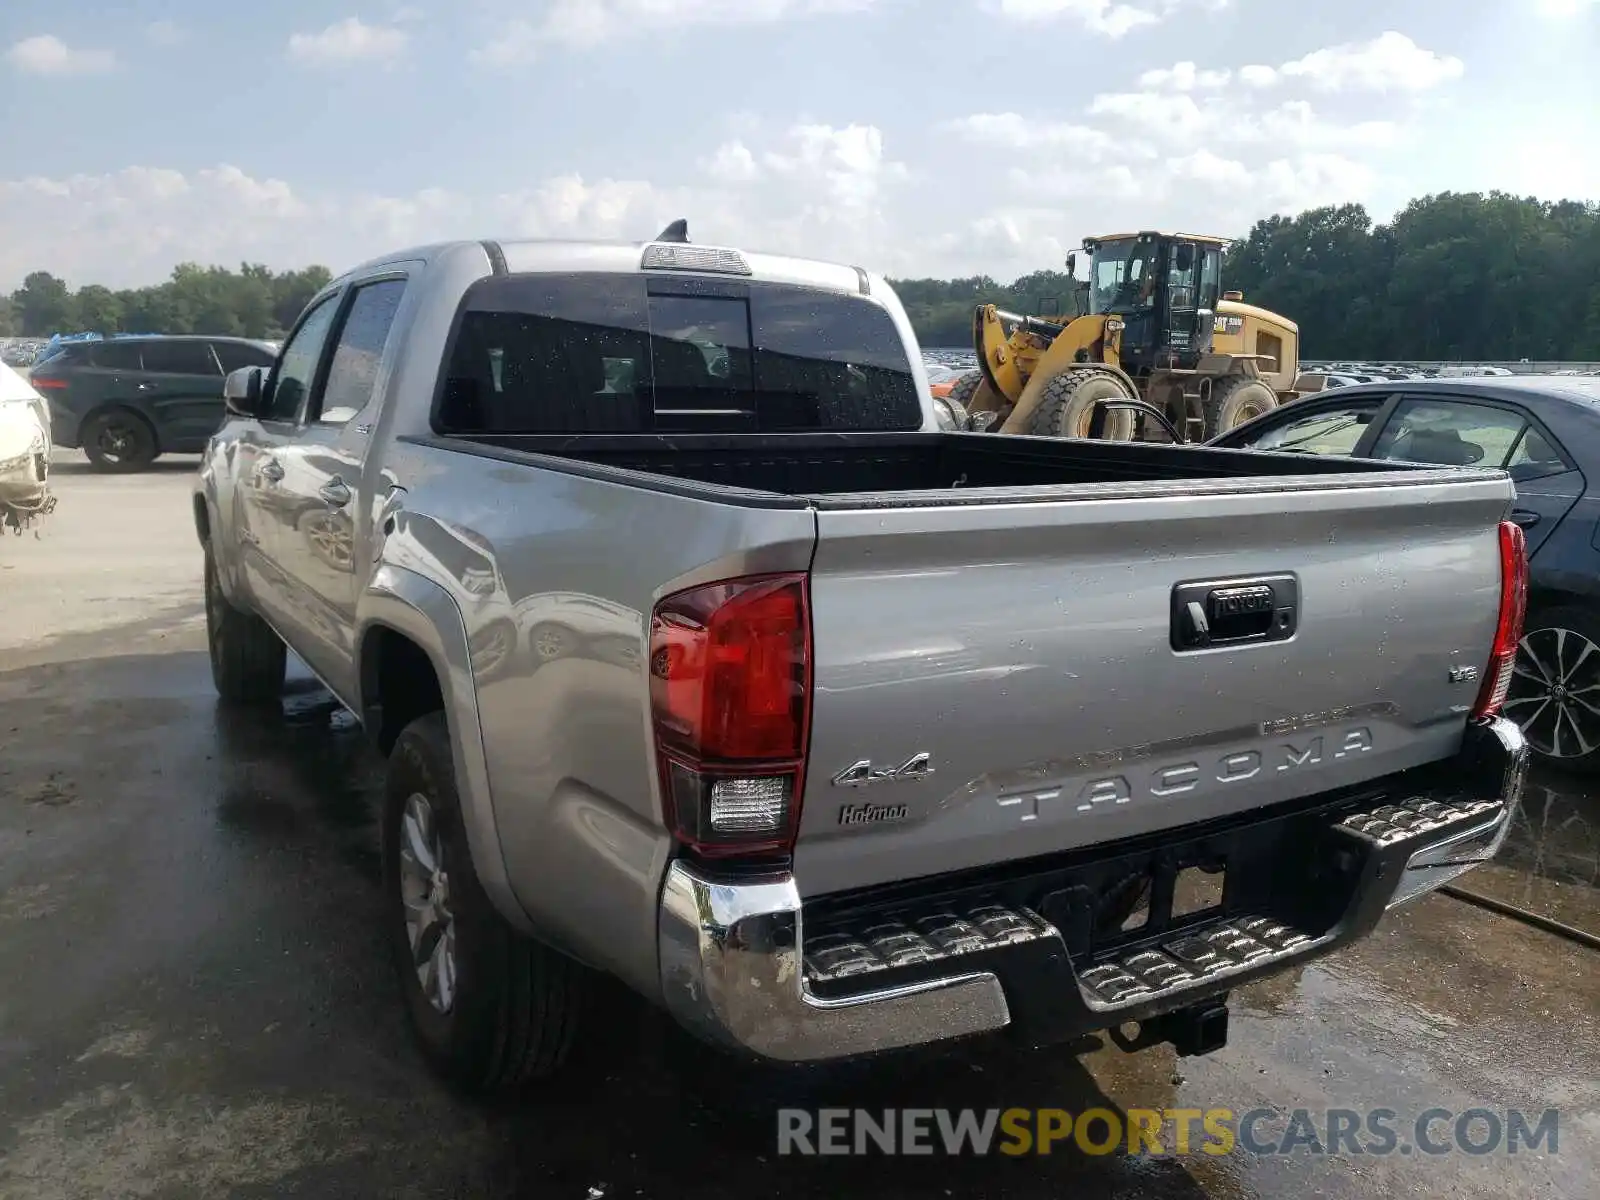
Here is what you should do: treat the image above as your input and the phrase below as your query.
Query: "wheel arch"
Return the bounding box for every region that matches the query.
[358,564,536,936]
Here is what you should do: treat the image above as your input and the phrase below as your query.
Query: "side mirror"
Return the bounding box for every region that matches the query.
[223,366,266,418]
[1065,251,1078,278]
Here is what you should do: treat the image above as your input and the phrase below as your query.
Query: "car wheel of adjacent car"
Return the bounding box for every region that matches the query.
[1023,369,1137,441]
[81,408,158,473]
[528,622,579,663]
[1506,606,1600,773]
[296,507,354,572]
[383,712,584,1094]
[469,618,518,680]
[205,547,287,704]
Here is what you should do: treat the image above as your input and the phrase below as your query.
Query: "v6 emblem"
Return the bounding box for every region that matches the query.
[832,753,935,788]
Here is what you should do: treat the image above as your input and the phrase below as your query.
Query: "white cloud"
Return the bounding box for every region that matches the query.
[1532,0,1596,14]
[986,0,1225,37]
[938,113,1125,159]
[4,35,116,76]
[287,17,409,66]
[1238,64,1278,87]
[986,0,1158,37]
[475,0,876,62]
[0,123,916,289]
[146,21,188,46]
[1138,61,1231,90]
[1280,31,1464,93]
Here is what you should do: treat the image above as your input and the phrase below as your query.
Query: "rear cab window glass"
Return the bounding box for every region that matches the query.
[434,272,922,435]
[141,340,221,375]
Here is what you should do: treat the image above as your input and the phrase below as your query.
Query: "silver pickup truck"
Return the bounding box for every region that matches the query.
[195,231,1529,1094]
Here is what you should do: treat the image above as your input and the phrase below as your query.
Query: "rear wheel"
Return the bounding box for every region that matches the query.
[1202,377,1279,440]
[81,408,158,473]
[384,712,584,1093]
[947,369,1008,422]
[205,548,287,704]
[1506,606,1600,773]
[1023,368,1137,441]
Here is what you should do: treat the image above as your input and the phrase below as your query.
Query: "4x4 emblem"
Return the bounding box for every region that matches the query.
[832,753,934,788]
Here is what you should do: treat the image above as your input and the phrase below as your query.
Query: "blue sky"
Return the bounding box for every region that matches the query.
[1,0,1596,289]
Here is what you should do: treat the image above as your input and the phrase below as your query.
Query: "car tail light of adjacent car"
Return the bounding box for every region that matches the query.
[650,572,811,861]
[1472,519,1528,721]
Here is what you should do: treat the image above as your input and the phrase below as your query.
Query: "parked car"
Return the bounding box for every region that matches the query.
[0,360,52,531]
[195,232,1525,1096]
[29,334,279,471]
[1211,375,1600,772]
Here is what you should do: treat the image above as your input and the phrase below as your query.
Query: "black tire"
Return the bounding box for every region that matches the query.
[384,712,584,1094]
[205,548,287,704]
[1506,605,1600,774]
[81,408,158,473]
[933,394,971,431]
[1202,377,1279,441]
[1023,368,1136,440]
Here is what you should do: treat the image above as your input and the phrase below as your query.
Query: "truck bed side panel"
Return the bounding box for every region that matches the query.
[794,472,1512,897]
[378,439,817,999]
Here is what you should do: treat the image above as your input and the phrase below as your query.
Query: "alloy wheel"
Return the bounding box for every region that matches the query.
[398,792,457,1014]
[1505,625,1600,759]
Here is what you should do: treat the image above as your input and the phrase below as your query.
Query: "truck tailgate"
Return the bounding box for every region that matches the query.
[793,469,1512,897]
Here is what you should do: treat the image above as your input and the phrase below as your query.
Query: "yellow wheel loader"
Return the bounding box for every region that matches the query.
[943,232,1302,443]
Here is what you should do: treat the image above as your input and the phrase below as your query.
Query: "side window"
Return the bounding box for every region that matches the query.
[141,340,220,376]
[313,279,407,425]
[1370,399,1527,468]
[1505,424,1571,483]
[264,295,341,423]
[213,341,277,373]
[1233,402,1384,456]
[88,342,145,371]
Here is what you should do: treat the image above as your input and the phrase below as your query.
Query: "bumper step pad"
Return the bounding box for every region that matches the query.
[1336,796,1504,848]
[1078,916,1313,1008]
[804,903,1055,984]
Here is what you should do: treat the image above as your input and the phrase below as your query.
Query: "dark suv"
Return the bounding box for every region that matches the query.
[29,335,279,471]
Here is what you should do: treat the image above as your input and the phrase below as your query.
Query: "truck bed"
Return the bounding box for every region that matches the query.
[421,430,1448,507]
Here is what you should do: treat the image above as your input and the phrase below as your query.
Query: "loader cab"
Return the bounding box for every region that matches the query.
[1083,233,1224,376]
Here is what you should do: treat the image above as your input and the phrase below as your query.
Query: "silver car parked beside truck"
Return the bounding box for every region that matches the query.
[194,229,1529,1093]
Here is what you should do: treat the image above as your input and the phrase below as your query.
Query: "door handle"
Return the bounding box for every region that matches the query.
[1511,509,1541,529]
[1171,574,1299,652]
[319,478,352,507]
[136,381,154,391]
[259,458,285,483]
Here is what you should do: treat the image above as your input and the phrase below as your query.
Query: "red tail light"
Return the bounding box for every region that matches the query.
[29,375,67,390]
[650,572,811,861]
[1471,520,1528,720]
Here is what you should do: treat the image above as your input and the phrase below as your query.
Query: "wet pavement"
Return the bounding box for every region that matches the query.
[1,464,1598,1198]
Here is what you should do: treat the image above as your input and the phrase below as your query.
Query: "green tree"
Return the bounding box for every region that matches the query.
[10,272,77,336]
[73,285,123,334]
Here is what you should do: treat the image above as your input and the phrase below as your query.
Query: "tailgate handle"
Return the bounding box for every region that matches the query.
[1171,575,1298,652]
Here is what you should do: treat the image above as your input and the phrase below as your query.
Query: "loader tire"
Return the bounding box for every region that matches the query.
[948,369,1007,418]
[1024,369,1137,441]
[1202,376,1279,440]
[205,547,287,705]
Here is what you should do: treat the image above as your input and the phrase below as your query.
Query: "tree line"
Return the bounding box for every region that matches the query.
[4,191,1598,360]
[889,192,1600,359]
[0,263,333,342]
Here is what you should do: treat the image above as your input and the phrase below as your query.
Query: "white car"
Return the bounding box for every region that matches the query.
[0,360,51,531]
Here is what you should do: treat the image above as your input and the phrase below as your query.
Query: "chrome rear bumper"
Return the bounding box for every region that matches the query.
[656,716,1526,1063]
